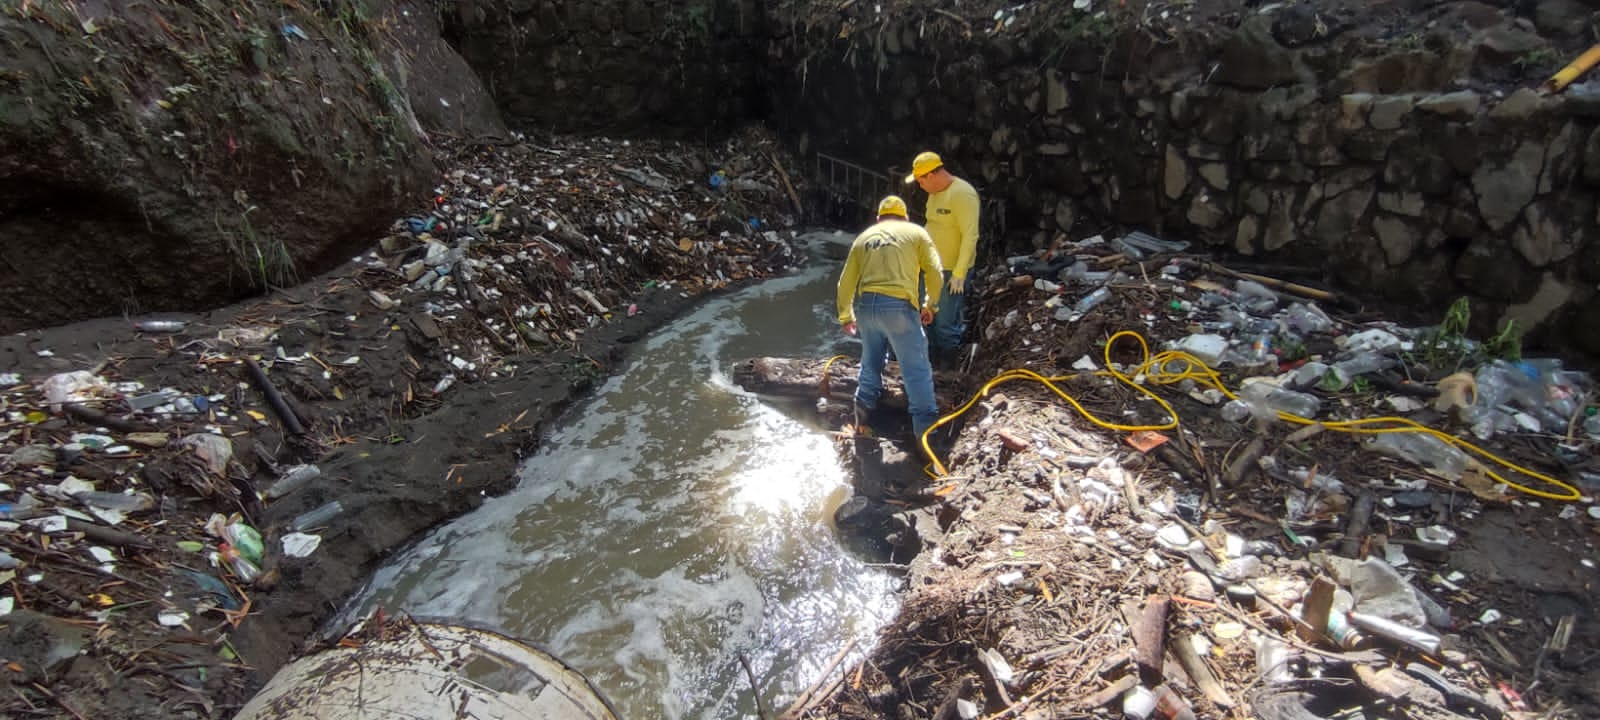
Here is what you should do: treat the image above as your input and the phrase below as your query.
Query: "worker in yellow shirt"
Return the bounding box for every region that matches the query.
[906,151,980,369]
[837,195,944,446]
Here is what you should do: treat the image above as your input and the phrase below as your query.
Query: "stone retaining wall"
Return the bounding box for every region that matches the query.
[440,0,767,134]
[759,3,1600,357]
[445,0,1600,357]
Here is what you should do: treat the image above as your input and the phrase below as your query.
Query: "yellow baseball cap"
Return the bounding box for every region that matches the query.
[877,195,909,218]
[903,151,943,183]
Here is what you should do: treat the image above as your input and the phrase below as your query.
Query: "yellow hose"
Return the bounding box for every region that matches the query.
[1542,44,1600,95]
[916,330,1581,502]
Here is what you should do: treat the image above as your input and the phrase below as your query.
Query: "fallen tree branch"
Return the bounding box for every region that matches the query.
[243,357,305,435]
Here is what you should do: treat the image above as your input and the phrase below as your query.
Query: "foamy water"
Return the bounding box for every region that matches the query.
[341,233,896,719]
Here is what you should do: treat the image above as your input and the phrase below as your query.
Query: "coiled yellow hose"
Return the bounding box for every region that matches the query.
[917,330,1581,502]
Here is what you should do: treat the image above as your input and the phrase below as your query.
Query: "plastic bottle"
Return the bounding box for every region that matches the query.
[1255,635,1293,684]
[1368,433,1470,479]
[74,491,155,513]
[1282,303,1333,335]
[223,522,265,565]
[266,464,321,500]
[133,319,187,333]
[1123,686,1156,719]
[1332,352,1396,379]
[1239,383,1322,418]
[290,500,345,532]
[1033,278,1061,293]
[219,543,262,583]
[0,494,45,520]
[1150,684,1196,720]
[1073,287,1113,314]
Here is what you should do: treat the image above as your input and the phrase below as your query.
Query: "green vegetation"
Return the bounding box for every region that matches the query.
[1514,48,1557,71]
[1412,297,1522,373]
[219,205,298,291]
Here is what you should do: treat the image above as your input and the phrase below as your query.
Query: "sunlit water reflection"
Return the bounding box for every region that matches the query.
[341,233,896,719]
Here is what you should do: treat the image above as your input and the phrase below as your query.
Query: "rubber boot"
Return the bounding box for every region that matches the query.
[853,401,875,437]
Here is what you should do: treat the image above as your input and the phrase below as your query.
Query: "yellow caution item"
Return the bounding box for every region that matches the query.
[1541,44,1600,95]
[917,330,1580,502]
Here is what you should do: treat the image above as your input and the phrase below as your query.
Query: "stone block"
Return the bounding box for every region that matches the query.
[1416,91,1481,119]
[1164,145,1189,200]
[1470,140,1543,231]
[1368,96,1415,130]
[1374,214,1419,265]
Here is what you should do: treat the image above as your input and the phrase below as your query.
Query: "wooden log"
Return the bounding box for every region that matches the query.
[64,518,153,550]
[1131,595,1169,684]
[1076,674,1138,710]
[1171,631,1235,708]
[1299,576,1337,646]
[931,676,974,720]
[1340,491,1376,558]
[64,403,149,433]
[731,356,907,408]
[1201,261,1348,306]
[244,357,305,435]
[1223,435,1267,487]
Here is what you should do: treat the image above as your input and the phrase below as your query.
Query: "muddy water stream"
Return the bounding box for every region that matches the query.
[341,234,894,719]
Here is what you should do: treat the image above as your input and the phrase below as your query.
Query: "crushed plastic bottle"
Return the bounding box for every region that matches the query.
[1149,684,1197,720]
[1332,352,1397,379]
[0,494,45,520]
[1281,302,1333,335]
[266,464,321,500]
[1073,287,1112,314]
[1239,382,1322,418]
[219,543,262,583]
[1368,432,1471,479]
[290,500,345,532]
[1255,635,1294,684]
[1221,399,1253,423]
[73,491,155,513]
[133,319,187,333]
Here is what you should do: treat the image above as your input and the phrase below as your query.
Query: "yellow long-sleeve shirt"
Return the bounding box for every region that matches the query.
[924,176,980,278]
[836,219,944,325]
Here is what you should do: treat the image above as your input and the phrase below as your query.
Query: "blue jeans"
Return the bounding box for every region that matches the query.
[927,270,966,351]
[854,293,939,439]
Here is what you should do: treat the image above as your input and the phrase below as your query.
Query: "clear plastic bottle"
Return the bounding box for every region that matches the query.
[1368,433,1470,479]
[219,543,262,583]
[1221,399,1253,423]
[74,491,155,513]
[1073,286,1113,314]
[1150,684,1196,720]
[290,500,345,532]
[223,522,265,565]
[1332,352,1396,378]
[0,494,45,520]
[266,464,321,500]
[1239,383,1322,418]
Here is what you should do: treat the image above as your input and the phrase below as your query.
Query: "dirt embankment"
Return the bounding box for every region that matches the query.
[0,0,494,334]
[0,130,803,718]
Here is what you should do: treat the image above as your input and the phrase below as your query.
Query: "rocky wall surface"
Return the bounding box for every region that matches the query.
[438,0,768,134]
[763,0,1600,357]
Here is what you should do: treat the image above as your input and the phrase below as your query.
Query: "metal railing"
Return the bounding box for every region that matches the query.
[812,152,1006,241]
